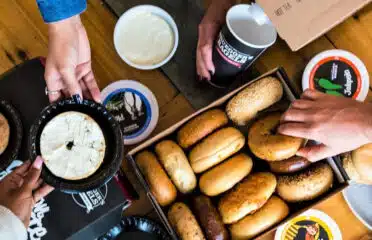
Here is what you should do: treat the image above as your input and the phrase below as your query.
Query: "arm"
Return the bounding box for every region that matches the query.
[197,0,236,81]
[36,0,100,103]
[0,206,27,240]
[36,0,87,23]
[0,158,54,239]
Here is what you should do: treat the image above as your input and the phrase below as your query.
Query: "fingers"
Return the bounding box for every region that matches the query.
[59,66,83,99]
[281,109,309,123]
[84,71,101,103]
[296,144,335,162]
[200,44,215,75]
[301,89,325,100]
[196,48,211,80]
[22,156,43,190]
[45,63,64,103]
[278,122,314,139]
[80,80,92,100]
[33,184,54,202]
[13,160,31,175]
[290,99,314,110]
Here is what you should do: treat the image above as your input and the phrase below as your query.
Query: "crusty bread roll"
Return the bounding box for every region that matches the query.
[177,109,228,149]
[193,195,229,240]
[248,112,304,161]
[348,144,372,184]
[230,196,289,240]
[269,156,311,174]
[226,76,283,126]
[342,152,365,183]
[276,162,333,202]
[218,172,277,224]
[189,127,245,173]
[155,140,197,194]
[0,113,10,155]
[199,153,253,196]
[168,202,206,240]
[136,151,177,206]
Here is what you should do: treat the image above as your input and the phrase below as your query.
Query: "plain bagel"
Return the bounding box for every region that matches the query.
[343,144,372,184]
[248,112,304,161]
[276,162,333,202]
[226,76,283,126]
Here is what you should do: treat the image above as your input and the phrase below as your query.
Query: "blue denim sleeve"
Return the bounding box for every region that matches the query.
[36,0,87,23]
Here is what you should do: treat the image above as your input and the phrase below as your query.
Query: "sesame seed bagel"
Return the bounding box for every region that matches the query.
[276,162,333,202]
[248,112,304,161]
[226,76,283,126]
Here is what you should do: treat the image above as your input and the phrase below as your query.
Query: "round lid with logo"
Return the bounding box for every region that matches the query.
[275,209,342,240]
[101,80,159,145]
[302,49,369,101]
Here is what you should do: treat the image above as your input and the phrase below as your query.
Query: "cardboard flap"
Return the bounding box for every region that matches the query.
[257,0,371,51]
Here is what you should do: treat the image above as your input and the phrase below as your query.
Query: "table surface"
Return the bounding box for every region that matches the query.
[0,0,370,239]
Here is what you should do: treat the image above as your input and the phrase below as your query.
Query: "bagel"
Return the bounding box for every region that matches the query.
[218,172,277,224]
[189,127,245,173]
[269,156,311,174]
[248,112,304,161]
[276,162,333,202]
[226,76,283,126]
[343,144,372,184]
[229,196,289,240]
[177,109,228,149]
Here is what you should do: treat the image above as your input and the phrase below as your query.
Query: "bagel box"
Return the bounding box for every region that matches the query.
[126,68,349,239]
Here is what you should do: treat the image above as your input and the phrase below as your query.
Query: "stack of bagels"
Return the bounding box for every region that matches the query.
[134,76,335,240]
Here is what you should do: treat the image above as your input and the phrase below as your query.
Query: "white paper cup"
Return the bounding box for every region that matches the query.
[113,5,179,70]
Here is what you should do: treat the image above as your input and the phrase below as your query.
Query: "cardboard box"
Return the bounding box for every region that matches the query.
[126,68,349,239]
[256,0,371,51]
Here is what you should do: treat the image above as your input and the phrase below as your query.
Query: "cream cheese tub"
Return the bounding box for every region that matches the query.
[302,50,369,101]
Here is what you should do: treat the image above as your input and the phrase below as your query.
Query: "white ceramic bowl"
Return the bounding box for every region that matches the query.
[113,5,179,70]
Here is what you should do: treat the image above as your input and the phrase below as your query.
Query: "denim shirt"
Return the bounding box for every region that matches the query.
[36,0,87,23]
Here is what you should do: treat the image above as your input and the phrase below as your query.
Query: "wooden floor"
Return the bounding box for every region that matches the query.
[0,0,371,239]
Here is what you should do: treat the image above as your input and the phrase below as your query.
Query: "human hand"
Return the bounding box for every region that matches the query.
[278,89,372,162]
[196,0,234,81]
[0,157,54,227]
[45,15,101,103]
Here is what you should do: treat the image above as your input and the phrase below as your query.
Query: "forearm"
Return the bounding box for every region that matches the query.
[0,206,27,240]
[36,0,87,23]
[204,0,236,24]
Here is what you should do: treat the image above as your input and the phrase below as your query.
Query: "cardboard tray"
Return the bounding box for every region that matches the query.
[126,67,349,239]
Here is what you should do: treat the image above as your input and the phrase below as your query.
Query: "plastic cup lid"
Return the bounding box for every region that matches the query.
[101,80,159,145]
[302,49,369,102]
[275,209,342,240]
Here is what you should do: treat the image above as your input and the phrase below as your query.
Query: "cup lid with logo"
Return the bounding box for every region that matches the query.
[101,80,159,145]
[275,209,342,240]
[302,49,369,101]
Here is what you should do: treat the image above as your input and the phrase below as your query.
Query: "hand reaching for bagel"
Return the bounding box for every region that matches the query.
[279,89,372,162]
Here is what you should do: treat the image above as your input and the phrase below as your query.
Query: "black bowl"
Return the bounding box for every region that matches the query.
[29,98,124,193]
[0,100,23,171]
[98,216,171,240]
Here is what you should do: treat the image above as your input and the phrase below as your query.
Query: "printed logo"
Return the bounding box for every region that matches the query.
[104,88,151,139]
[71,184,107,214]
[0,160,50,240]
[280,216,333,240]
[216,32,253,68]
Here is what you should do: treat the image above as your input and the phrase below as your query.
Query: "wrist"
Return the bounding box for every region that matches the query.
[48,15,83,33]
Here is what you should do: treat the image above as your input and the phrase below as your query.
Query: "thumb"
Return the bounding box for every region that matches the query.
[60,67,82,99]
[23,156,43,190]
[296,144,336,162]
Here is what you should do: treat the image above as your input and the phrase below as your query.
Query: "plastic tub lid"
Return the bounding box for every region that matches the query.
[101,80,159,145]
[302,49,369,102]
[275,209,342,240]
